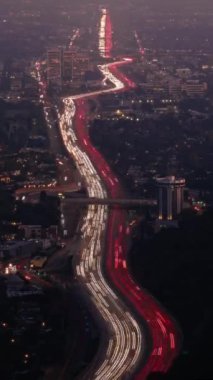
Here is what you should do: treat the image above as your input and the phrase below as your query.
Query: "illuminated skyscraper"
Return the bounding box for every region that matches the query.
[47,49,62,85]
[62,50,74,81]
[72,53,89,83]
[47,48,89,86]
[156,176,185,220]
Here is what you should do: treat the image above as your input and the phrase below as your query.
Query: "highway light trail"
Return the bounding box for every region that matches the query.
[99,8,112,58]
[134,30,145,56]
[57,8,181,380]
[58,65,143,379]
[69,28,80,49]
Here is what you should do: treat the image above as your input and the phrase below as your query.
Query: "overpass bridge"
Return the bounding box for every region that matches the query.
[15,184,81,200]
[15,185,157,207]
[64,196,157,207]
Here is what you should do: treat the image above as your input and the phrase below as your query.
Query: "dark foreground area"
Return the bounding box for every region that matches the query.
[130,208,213,380]
[0,274,99,380]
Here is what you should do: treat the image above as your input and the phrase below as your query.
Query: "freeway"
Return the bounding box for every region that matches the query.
[72,94,180,380]
[57,8,181,380]
[99,8,112,58]
[134,30,145,57]
[15,183,80,197]
[59,67,143,379]
[58,64,180,379]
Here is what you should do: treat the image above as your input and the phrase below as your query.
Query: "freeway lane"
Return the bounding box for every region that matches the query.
[73,90,181,379]
[58,59,181,379]
[59,85,143,380]
[99,8,112,58]
[57,8,181,380]
[35,40,144,377]
[107,208,180,378]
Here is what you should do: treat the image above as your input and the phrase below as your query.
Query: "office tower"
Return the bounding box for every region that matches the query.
[156,176,185,220]
[62,50,74,81]
[47,48,89,87]
[72,53,89,83]
[47,49,62,85]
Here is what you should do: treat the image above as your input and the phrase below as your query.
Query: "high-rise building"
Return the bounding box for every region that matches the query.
[156,176,185,220]
[47,49,62,85]
[72,53,89,83]
[62,50,74,81]
[47,48,89,87]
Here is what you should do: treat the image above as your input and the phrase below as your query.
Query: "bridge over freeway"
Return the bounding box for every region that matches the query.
[15,185,157,207]
[64,196,157,207]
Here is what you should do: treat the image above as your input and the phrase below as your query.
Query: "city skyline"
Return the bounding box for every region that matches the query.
[0,2,212,380]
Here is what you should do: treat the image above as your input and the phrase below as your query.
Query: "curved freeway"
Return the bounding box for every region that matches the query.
[59,70,143,380]
[99,8,112,58]
[58,60,180,379]
[56,10,181,380]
